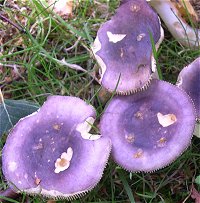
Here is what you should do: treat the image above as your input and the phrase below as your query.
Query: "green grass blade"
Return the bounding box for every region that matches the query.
[118,170,135,203]
[149,31,163,80]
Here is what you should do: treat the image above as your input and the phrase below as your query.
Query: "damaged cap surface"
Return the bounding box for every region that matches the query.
[92,0,163,94]
[2,96,111,200]
[100,80,196,172]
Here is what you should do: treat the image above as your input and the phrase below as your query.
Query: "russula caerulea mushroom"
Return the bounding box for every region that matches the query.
[176,57,200,137]
[2,96,111,200]
[148,0,200,48]
[176,57,200,119]
[92,0,164,94]
[100,79,196,172]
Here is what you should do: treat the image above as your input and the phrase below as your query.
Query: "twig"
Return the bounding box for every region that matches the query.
[58,58,99,82]
[0,13,26,34]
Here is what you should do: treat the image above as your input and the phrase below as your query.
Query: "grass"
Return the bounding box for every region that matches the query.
[0,0,200,202]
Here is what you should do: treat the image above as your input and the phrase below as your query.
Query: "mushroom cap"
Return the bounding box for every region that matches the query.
[92,0,163,94]
[100,79,196,172]
[2,96,111,200]
[176,57,200,120]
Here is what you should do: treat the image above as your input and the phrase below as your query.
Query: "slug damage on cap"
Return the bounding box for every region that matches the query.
[2,96,111,200]
[92,0,164,95]
[100,79,196,172]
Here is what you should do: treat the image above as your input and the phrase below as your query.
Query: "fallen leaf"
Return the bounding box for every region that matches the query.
[48,0,78,17]
[171,0,199,24]
[0,98,39,137]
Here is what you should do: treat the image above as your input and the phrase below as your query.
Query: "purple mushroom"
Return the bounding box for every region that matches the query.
[2,96,111,200]
[92,0,164,94]
[176,57,200,137]
[100,79,196,172]
[176,57,200,120]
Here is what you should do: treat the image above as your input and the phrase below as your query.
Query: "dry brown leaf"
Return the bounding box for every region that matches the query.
[190,0,200,22]
[171,0,199,23]
[48,0,79,17]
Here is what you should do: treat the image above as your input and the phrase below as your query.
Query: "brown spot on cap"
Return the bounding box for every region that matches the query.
[134,111,143,120]
[157,137,167,148]
[130,4,140,12]
[35,177,41,185]
[137,33,146,41]
[133,149,143,158]
[53,124,61,131]
[33,143,43,150]
[125,134,135,143]
[59,158,69,167]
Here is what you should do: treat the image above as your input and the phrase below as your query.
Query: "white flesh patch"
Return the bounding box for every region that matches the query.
[151,56,157,73]
[137,33,146,41]
[76,117,101,140]
[157,112,177,127]
[8,161,17,172]
[150,18,164,74]
[155,18,164,51]
[125,134,135,143]
[91,36,101,54]
[91,36,107,83]
[107,31,126,43]
[176,76,183,87]
[54,147,73,174]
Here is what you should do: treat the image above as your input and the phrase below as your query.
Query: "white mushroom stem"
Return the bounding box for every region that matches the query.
[148,0,200,48]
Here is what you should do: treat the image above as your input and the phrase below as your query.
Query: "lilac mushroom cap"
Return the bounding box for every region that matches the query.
[176,57,200,120]
[92,0,163,95]
[2,96,111,200]
[100,79,196,172]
